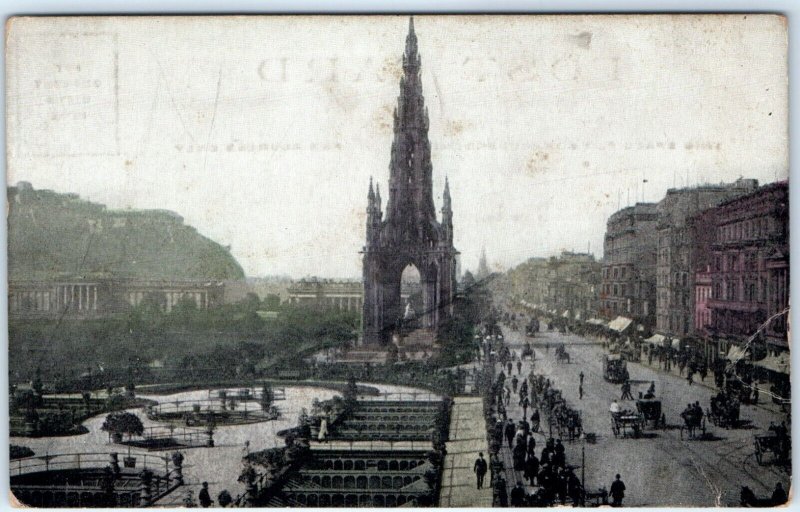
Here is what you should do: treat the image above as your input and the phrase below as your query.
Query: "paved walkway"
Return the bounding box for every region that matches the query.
[438,397,492,507]
[494,347,550,499]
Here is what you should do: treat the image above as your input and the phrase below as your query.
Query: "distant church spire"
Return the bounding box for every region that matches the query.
[477,246,489,280]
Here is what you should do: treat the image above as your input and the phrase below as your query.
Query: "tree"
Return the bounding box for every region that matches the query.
[264,294,281,311]
[101,411,144,442]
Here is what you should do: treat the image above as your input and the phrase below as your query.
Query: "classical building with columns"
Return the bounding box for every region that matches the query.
[287,279,364,313]
[8,277,225,319]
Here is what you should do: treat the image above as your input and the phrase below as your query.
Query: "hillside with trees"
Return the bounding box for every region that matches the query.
[8,182,244,280]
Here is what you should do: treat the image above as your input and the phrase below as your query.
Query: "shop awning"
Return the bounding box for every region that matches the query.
[753,351,790,374]
[608,316,633,332]
[574,311,582,321]
[726,345,749,362]
[562,310,571,318]
[671,338,682,350]
[588,318,607,326]
[644,334,665,346]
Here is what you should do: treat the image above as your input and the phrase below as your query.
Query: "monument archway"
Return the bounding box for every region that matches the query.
[361,19,457,346]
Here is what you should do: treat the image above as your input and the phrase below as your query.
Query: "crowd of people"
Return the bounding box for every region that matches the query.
[477,333,625,508]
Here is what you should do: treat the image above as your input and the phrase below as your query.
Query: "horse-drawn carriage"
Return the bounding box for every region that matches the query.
[679,407,706,440]
[707,392,740,429]
[603,355,629,383]
[754,433,790,465]
[636,399,665,429]
[724,377,753,405]
[611,410,644,438]
[555,344,570,364]
[525,318,540,337]
[521,342,535,360]
[551,402,583,441]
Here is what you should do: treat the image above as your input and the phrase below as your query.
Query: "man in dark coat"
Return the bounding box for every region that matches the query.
[510,481,527,507]
[513,439,527,471]
[520,395,530,420]
[566,469,582,505]
[610,474,626,506]
[524,453,539,485]
[473,452,488,489]
[553,439,566,467]
[198,482,213,508]
[526,435,536,456]
[505,419,516,449]
[771,483,787,505]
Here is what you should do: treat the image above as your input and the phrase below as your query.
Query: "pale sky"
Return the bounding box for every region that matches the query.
[7,15,788,278]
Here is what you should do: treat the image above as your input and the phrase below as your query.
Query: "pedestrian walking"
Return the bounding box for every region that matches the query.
[473,452,488,489]
[505,419,516,449]
[527,435,536,455]
[687,369,694,386]
[513,440,527,471]
[512,375,519,393]
[579,371,584,385]
[546,342,550,353]
[620,381,633,400]
[199,482,213,508]
[531,409,540,432]
[521,395,530,420]
[610,474,626,507]
[517,360,522,375]
[507,361,513,375]
[579,383,583,400]
[525,453,539,485]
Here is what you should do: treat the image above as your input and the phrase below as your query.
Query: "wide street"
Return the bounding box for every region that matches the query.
[495,321,789,507]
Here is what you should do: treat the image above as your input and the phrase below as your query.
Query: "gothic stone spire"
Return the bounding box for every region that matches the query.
[385,17,437,239]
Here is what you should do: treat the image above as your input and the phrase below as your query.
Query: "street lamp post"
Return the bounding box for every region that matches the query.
[581,444,586,507]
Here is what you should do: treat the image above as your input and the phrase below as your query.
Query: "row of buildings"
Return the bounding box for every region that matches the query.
[9,277,227,319]
[501,252,602,322]
[506,178,789,359]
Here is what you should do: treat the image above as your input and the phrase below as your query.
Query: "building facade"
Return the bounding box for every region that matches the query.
[361,19,458,345]
[694,268,713,333]
[9,278,225,319]
[600,203,659,326]
[655,179,759,336]
[705,181,789,349]
[287,279,364,312]
[508,252,600,319]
